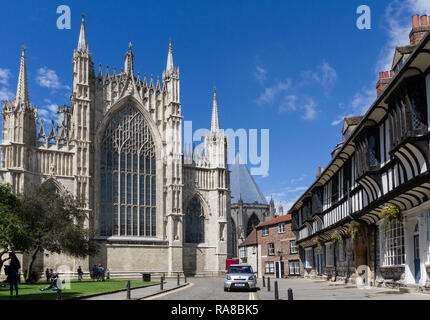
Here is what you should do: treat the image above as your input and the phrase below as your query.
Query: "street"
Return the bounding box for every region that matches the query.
[153,277,430,300]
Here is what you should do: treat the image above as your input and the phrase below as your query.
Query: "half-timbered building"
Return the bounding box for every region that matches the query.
[290,14,430,290]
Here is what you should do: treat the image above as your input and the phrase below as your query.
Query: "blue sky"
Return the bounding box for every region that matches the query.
[1,0,429,210]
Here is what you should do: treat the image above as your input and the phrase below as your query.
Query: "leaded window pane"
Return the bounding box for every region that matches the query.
[100,104,156,237]
[185,197,205,243]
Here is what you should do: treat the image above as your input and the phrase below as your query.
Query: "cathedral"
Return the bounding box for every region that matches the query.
[0,15,231,277]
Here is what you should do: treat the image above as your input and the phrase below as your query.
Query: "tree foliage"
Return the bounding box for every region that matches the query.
[0,183,32,271]
[19,183,99,280]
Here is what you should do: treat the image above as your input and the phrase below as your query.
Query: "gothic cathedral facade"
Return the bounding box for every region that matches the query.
[0,16,231,276]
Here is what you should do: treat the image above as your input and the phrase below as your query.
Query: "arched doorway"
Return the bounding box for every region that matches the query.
[185,196,205,243]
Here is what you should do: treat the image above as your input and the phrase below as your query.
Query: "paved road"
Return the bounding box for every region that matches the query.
[154,277,255,300]
[84,279,188,300]
[152,277,430,300]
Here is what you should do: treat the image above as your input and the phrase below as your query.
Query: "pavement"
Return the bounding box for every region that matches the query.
[153,277,430,300]
[83,279,190,300]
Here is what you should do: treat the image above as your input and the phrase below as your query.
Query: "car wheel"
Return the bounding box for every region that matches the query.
[224,288,228,292]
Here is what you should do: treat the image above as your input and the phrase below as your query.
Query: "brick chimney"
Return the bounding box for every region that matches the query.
[410,14,430,46]
[376,70,394,97]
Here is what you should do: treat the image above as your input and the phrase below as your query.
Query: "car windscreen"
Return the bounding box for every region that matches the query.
[228,266,252,274]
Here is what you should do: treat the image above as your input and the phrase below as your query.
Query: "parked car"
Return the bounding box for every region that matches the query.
[224,264,257,292]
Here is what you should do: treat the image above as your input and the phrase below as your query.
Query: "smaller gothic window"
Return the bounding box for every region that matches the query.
[185,197,205,243]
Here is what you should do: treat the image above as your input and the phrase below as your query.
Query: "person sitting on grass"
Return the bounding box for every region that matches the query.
[39,274,60,291]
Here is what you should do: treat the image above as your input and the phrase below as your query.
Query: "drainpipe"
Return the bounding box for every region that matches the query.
[373,224,377,286]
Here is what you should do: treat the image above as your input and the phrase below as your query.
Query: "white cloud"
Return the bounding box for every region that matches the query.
[254,66,267,84]
[256,79,292,105]
[302,98,317,120]
[0,68,11,85]
[279,95,318,120]
[36,67,70,90]
[0,87,13,101]
[301,62,338,88]
[279,95,298,112]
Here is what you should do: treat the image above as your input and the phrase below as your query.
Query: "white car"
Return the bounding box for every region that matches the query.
[224,264,257,292]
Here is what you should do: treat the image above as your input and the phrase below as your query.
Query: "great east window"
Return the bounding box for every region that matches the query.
[99,104,156,237]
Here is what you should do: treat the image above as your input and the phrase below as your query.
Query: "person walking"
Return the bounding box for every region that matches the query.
[77,266,83,281]
[6,253,20,296]
[45,268,50,282]
[92,265,98,280]
[106,268,110,280]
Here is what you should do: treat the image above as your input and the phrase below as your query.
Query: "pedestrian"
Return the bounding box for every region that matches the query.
[45,268,50,282]
[77,266,83,281]
[6,253,20,296]
[106,268,110,280]
[56,274,62,300]
[97,264,103,281]
[92,264,98,280]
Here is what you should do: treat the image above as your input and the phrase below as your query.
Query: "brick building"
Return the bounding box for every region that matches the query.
[256,214,303,279]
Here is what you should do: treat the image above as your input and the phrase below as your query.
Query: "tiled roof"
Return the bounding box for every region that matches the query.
[344,116,364,126]
[230,154,268,205]
[238,229,257,247]
[257,214,291,228]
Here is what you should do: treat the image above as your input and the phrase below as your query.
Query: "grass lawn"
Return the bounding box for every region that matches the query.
[0,279,158,300]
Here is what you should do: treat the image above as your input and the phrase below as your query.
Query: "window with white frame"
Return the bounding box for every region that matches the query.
[278,223,286,234]
[289,260,300,275]
[380,220,405,266]
[239,247,247,259]
[305,248,313,268]
[268,243,275,256]
[265,261,274,274]
[262,226,269,236]
[326,243,334,266]
[290,240,298,254]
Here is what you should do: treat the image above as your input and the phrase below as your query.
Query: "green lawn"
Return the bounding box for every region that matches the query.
[0,279,158,300]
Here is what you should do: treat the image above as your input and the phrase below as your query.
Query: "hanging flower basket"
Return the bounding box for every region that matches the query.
[313,238,323,252]
[379,205,402,230]
[345,225,359,246]
[331,232,343,248]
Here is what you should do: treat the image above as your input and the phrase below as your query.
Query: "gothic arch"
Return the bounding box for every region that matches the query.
[41,177,66,194]
[94,96,164,238]
[184,194,207,244]
[246,213,260,237]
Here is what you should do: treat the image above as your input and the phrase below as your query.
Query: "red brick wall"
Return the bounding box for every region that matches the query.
[257,220,303,278]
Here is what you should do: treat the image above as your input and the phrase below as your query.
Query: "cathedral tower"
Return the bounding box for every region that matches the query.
[0,47,37,192]
[71,15,94,209]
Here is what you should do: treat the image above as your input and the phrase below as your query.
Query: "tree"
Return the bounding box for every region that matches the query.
[0,183,32,273]
[19,184,99,282]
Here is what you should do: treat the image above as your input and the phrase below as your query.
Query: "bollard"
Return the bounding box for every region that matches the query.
[274,281,279,300]
[177,273,180,286]
[126,280,131,300]
[267,277,271,292]
[262,276,266,287]
[160,276,164,290]
[288,288,294,300]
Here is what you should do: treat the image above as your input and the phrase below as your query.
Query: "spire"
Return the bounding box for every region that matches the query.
[211,87,220,131]
[124,42,134,75]
[166,39,174,72]
[15,46,29,106]
[77,14,88,51]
